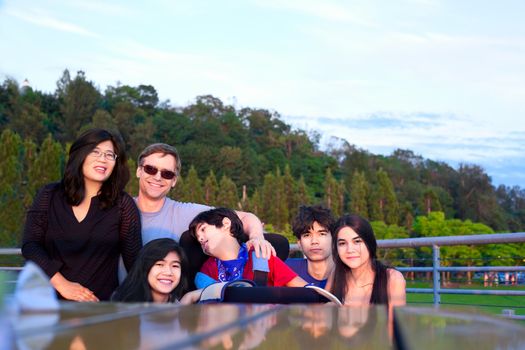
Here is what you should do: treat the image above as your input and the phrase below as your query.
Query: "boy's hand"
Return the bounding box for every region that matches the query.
[246,238,276,259]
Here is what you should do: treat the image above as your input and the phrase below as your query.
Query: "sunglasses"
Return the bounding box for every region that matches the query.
[141,165,177,180]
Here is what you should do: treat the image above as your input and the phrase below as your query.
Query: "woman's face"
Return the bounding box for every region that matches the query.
[82,140,116,185]
[336,226,371,271]
[148,251,182,303]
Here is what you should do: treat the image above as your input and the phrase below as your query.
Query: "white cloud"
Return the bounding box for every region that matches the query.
[254,0,378,27]
[5,7,98,37]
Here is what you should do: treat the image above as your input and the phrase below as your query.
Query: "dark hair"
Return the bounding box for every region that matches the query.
[112,238,189,302]
[137,143,181,176]
[330,215,389,305]
[61,128,129,208]
[188,207,248,244]
[292,205,335,239]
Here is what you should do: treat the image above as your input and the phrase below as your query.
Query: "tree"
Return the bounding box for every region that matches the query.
[371,221,411,267]
[248,189,263,218]
[203,170,219,206]
[282,164,297,221]
[217,175,239,209]
[27,134,63,202]
[419,188,442,215]
[184,166,204,204]
[369,168,399,224]
[10,90,48,143]
[171,174,187,202]
[273,168,289,230]
[22,138,37,206]
[349,171,369,218]
[261,172,277,228]
[295,175,311,209]
[125,158,139,197]
[81,109,119,135]
[0,129,24,245]
[324,168,338,214]
[58,70,101,142]
[217,146,243,183]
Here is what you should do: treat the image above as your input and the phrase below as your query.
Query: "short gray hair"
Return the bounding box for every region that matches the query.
[137,143,181,176]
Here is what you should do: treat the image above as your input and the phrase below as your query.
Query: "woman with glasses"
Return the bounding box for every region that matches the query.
[22,128,142,301]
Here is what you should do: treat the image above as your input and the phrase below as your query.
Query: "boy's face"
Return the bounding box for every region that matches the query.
[298,221,332,263]
[195,218,231,256]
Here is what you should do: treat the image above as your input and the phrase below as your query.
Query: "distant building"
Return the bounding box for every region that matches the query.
[20,78,31,94]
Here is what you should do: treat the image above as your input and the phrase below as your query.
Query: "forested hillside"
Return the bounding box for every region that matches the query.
[1,70,524,259]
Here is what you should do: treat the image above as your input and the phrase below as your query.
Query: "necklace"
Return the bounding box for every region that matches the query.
[356,281,373,288]
[349,274,374,288]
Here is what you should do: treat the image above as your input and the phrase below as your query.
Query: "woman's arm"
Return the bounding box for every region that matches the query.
[21,185,63,278]
[119,193,143,271]
[387,269,406,307]
[50,272,99,302]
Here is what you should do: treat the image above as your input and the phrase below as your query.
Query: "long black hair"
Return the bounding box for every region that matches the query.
[331,215,389,305]
[112,238,190,302]
[62,128,129,208]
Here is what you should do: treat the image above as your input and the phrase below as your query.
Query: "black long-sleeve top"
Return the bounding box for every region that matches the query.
[22,183,142,301]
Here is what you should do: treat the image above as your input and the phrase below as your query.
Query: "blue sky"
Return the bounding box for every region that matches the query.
[1,0,524,187]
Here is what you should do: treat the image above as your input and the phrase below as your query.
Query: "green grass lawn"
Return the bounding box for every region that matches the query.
[407,280,525,316]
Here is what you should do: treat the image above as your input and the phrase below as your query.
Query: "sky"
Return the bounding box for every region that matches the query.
[1,0,524,187]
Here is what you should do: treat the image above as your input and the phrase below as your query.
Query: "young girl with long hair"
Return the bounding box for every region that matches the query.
[330,214,405,307]
[112,238,190,303]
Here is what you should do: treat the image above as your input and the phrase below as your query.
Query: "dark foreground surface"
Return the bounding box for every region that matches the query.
[1,301,524,350]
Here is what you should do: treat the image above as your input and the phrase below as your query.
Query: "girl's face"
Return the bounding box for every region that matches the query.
[148,251,182,303]
[82,140,116,185]
[336,227,371,271]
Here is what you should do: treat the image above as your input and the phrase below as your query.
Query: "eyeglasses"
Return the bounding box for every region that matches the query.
[141,165,177,180]
[89,149,117,161]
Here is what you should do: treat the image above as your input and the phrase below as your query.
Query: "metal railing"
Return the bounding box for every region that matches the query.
[291,232,525,305]
[3,232,525,306]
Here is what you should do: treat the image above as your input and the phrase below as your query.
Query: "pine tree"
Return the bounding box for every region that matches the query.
[0,129,24,245]
[204,170,219,206]
[419,188,442,215]
[261,172,277,228]
[295,175,311,209]
[185,166,204,203]
[22,138,37,207]
[273,168,289,230]
[125,158,139,197]
[369,169,399,224]
[217,175,239,209]
[58,70,101,142]
[172,174,186,201]
[249,189,263,218]
[349,171,369,218]
[324,168,342,215]
[282,164,297,222]
[27,134,63,201]
[379,169,399,225]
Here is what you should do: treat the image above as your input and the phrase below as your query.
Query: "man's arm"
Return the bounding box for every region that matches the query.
[235,210,276,259]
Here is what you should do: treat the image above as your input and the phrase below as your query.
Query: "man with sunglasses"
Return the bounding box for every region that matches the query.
[135,143,275,260]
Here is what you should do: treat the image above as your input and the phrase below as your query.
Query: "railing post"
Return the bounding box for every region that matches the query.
[432,244,441,305]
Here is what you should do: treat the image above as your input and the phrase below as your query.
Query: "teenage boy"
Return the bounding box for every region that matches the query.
[189,208,307,288]
[286,205,335,288]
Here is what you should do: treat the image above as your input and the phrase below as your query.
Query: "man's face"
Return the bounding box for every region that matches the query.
[298,221,332,262]
[137,153,178,201]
